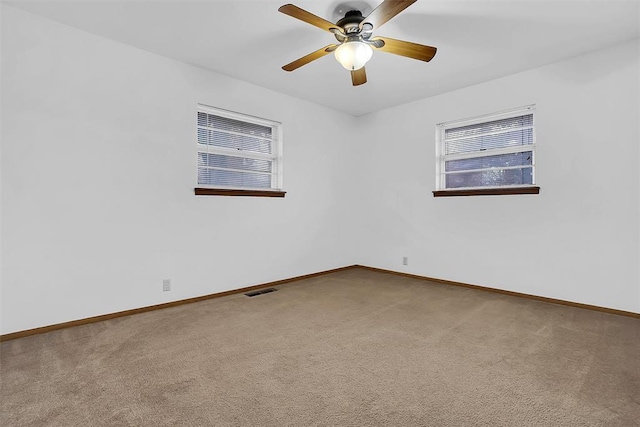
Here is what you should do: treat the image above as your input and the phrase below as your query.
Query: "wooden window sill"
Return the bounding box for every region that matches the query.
[194,188,286,197]
[433,187,540,197]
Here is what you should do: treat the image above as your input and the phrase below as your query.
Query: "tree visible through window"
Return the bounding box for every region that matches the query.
[436,106,536,191]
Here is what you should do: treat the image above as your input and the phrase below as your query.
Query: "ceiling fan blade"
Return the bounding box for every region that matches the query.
[278,4,338,33]
[282,45,338,71]
[351,68,367,86]
[362,0,417,30]
[371,36,437,62]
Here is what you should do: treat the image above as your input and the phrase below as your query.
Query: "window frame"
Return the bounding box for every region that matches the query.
[195,104,285,197]
[434,105,538,197]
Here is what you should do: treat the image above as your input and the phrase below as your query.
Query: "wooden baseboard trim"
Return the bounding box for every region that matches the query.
[0,265,358,342]
[354,265,640,319]
[4,264,636,341]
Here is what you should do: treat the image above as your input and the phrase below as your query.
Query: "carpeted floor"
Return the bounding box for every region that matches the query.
[1,268,639,426]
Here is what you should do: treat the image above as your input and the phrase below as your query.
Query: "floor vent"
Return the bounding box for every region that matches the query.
[245,288,278,297]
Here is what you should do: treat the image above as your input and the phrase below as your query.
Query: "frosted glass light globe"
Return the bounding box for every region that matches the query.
[334,41,373,71]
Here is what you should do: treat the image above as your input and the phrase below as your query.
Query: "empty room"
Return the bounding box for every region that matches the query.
[1,0,639,425]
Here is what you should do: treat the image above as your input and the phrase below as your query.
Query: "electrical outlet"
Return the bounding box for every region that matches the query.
[163,279,171,292]
[402,256,408,266]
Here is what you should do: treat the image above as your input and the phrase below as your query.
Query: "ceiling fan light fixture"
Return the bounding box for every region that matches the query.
[278,1,437,86]
[334,41,373,70]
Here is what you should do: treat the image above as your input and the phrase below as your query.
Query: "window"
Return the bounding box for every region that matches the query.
[434,106,538,196]
[195,105,284,197]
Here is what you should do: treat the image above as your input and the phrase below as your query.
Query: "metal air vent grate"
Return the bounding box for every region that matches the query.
[245,288,278,297]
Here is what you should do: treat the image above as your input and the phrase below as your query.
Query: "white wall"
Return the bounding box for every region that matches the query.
[2,6,639,335]
[0,3,4,333]
[0,5,359,334]
[353,39,640,313]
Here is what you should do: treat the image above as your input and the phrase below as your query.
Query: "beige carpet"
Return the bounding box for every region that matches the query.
[1,268,639,426]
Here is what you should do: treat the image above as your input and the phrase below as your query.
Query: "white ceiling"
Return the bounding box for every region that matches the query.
[7,0,640,116]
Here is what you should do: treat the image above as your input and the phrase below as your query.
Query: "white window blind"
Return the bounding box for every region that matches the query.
[436,106,536,190]
[197,105,282,190]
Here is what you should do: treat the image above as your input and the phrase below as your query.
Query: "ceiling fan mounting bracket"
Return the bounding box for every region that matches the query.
[331,1,373,23]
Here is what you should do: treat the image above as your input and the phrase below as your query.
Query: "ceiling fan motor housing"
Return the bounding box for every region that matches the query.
[336,10,365,34]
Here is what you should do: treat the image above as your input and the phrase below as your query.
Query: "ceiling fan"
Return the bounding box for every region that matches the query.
[278,0,437,86]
